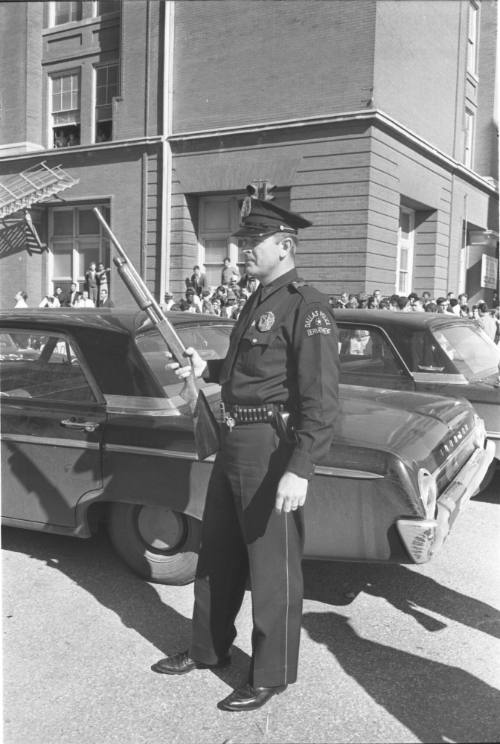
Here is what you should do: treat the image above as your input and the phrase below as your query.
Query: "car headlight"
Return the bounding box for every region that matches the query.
[417,468,438,519]
[471,414,487,449]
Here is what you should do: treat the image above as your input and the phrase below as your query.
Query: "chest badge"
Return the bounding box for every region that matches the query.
[257,311,275,332]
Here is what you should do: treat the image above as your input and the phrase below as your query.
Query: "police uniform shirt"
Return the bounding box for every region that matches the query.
[206,268,340,480]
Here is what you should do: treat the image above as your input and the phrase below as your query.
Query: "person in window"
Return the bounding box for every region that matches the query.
[67,131,79,147]
[84,262,99,305]
[54,130,67,148]
[14,291,28,308]
[221,257,240,286]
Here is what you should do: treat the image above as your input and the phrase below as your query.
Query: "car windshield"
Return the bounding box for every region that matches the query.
[135,323,232,395]
[430,324,500,379]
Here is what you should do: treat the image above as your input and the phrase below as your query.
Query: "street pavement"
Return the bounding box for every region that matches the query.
[2,472,500,744]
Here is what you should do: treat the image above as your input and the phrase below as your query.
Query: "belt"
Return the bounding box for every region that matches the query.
[220,402,285,429]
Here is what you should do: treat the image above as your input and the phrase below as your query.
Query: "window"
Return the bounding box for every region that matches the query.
[464,108,475,168]
[95,64,119,142]
[198,191,290,288]
[337,326,405,378]
[49,206,110,297]
[396,207,415,295]
[51,71,80,148]
[50,1,82,26]
[0,332,96,403]
[466,1,479,75]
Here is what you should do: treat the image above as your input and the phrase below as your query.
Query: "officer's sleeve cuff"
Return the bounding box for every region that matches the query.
[286,450,315,480]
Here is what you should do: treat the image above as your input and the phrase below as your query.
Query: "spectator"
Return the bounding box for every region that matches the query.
[84,262,99,305]
[425,301,438,313]
[160,291,176,312]
[477,302,497,340]
[96,262,111,304]
[458,293,469,317]
[397,296,409,311]
[347,294,359,309]
[372,289,382,307]
[98,288,114,308]
[186,265,207,297]
[357,292,369,309]
[422,291,433,307]
[211,298,222,316]
[435,297,449,313]
[221,257,240,286]
[470,304,480,320]
[389,295,400,311]
[449,298,460,315]
[39,295,60,308]
[180,288,201,313]
[14,290,28,308]
[75,290,95,308]
[62,282,79,307]
[54,287,64,306]
[201,289,215,314]
[378,298,391,310]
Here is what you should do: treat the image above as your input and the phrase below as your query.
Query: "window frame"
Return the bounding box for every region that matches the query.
[466,0,480,77]
[396,206,415,295]
[49,69,81,149]
[93,62,119,143]
[463,107,476,168]
[49,1,83,27]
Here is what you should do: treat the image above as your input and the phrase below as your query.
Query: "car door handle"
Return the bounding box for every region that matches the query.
[61,418,100,433]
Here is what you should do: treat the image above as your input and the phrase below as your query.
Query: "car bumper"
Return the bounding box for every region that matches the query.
[396,439,496,563]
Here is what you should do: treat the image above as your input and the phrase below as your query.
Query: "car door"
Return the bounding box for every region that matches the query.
[337,323,414,391]
[0,329,106,529]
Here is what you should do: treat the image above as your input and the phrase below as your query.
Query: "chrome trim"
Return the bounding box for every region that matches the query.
[1,433,100,450]
[314,465,383,479]
[412,372,469,385]
[104,394,183,416]
[486,430,500,440]
[104,442,207,460]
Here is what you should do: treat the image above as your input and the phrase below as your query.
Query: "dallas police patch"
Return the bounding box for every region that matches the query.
[304,309,331,336]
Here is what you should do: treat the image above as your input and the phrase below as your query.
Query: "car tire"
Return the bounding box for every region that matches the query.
[107,503,201,585]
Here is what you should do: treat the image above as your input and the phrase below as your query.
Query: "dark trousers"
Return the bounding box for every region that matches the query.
[189,423,304,688]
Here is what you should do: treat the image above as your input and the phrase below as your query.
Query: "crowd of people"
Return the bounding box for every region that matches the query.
[13,258,500,343]
[14,261,114,310]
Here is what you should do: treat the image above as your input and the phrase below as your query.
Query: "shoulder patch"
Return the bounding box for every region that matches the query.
[304,307,332,337]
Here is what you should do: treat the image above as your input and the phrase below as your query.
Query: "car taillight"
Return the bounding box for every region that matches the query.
[471,414,487,449]
[417,468,438,519]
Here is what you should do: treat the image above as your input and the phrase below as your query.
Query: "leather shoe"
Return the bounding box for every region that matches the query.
[218,683,288,712]
[151,649,231,675]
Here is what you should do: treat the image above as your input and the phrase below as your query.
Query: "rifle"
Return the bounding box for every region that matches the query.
[93,208,219,461]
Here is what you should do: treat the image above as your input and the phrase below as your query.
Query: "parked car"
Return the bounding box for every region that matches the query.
[334,309,500,460]
[0,309,494,584]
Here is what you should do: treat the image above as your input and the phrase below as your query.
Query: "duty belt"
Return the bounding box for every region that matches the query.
[220,402,285,431]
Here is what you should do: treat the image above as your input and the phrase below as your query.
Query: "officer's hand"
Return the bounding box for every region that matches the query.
[165,347,207,379]
[275,471,308,514]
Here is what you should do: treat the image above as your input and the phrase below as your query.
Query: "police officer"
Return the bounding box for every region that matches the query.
[152,188,340,712]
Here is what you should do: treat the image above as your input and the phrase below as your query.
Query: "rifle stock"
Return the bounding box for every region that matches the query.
[93,208,220,460]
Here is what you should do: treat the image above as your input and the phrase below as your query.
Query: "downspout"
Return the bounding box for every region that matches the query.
[160,1,174,299]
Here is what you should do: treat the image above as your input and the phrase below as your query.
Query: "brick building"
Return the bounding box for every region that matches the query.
[0,0,498,308]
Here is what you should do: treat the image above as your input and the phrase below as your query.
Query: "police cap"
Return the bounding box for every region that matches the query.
[233,192,312,238]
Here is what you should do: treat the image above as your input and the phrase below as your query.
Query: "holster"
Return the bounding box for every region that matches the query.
[272,410,297,444]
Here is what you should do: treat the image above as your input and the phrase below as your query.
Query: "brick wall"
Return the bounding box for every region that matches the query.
[173,0,376,133]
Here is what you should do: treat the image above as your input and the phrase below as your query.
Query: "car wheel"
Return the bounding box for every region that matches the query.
[108,503,201,585]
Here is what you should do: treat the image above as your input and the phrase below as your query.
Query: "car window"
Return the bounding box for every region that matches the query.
[431,324,500,379]
[135,323,232,395]
[338,326,405,376]
[0,330,97,402]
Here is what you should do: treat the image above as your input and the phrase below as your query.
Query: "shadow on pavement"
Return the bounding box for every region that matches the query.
[303,560,500,639]
[302,611,500,743]
[1,526,250,689]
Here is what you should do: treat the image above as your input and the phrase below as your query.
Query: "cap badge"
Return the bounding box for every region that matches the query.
[257,311,275,332]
